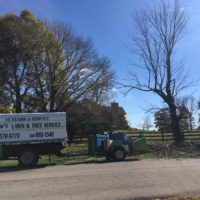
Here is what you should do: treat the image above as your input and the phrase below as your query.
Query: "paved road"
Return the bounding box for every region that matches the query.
[0,159,200,200]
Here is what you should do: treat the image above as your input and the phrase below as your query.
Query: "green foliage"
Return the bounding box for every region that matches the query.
[20,9,35,21]
[0,106,13,113]
[178,105,191,131]
[154,108,171,132]
[81,119,109,135]
[154,105,192,132]
[0,10,46,113]
[67,112,110,145]
[0,10,114,113]
[67,115,83,143]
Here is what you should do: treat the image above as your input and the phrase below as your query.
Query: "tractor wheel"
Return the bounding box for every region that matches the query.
[113,147,126,161]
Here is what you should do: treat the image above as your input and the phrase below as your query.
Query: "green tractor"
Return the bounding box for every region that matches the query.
[88,132,148,161]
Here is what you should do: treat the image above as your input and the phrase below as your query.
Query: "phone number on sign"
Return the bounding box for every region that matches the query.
[0,133,20,139]
[29,132,54,138]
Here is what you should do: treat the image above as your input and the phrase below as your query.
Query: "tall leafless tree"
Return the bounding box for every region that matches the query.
[126,0,189,144]
[140,115,153,131]
[30,21,114,112]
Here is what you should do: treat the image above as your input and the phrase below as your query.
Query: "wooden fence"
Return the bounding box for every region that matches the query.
[71,131,200,144]
[127,131,200,142]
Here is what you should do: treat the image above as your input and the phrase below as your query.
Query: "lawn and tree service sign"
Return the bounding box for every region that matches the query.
[0,112,67,143]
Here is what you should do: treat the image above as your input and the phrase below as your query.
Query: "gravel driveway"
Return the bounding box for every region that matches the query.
[0,159,200,200]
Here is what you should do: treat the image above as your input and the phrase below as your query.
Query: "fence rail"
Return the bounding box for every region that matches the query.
[128,131,200,142]
[71,131,200,144]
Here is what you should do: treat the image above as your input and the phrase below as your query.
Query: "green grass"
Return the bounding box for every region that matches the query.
[0,159,18,167]
[1,142,200,168]
[0,143,103,167]
[62,143,88,155]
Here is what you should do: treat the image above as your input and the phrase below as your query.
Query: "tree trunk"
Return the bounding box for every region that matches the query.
[50,87,55,112]
[15,88,22,113]
[50,98,55,112]
[189,114,193,130]
[169,104,183,145]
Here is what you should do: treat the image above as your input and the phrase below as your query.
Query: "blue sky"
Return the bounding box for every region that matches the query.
[0,0,200,127]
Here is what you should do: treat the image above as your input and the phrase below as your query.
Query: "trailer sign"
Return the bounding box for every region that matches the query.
[0,112,67,143]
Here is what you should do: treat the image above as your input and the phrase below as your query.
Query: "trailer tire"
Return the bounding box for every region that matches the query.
[113,147,126,161]
[18,149,39,167]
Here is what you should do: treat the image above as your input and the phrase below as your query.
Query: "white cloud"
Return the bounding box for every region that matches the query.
[112,87,118,93]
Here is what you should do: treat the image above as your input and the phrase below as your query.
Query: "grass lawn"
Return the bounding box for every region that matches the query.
[1,142,200,168]
[0,143,105,167]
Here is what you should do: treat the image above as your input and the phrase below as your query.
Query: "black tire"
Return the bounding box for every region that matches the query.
[18,149,39,167]
[113,147,126,161]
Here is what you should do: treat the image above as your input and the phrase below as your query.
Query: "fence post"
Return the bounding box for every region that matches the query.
[140,132,142,137]
[161,132,164,142]
[182,131,185,141]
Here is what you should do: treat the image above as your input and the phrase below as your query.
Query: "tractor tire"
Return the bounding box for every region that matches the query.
[113,147,126,161]
[18,149,39,167]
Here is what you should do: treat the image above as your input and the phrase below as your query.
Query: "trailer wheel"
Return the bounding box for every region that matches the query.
[18,149,39,167]
[113,147,126,161]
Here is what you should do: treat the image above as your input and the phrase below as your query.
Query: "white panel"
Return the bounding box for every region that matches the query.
[0,112,67,143]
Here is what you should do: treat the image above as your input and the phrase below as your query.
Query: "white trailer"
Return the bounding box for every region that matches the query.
[0,112,67,167]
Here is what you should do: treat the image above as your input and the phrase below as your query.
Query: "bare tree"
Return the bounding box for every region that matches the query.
[126,0,189,144]
[30,21,114,112]
[139,115,153,131]
[83,67,115,105]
